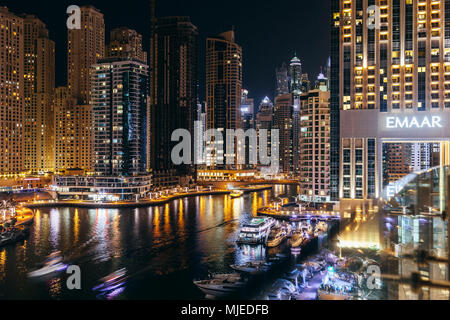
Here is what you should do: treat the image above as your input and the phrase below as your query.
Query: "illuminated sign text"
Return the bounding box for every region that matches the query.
[385,116,443,129]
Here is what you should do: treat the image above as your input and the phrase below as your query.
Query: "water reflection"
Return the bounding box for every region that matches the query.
[0,185,295,299]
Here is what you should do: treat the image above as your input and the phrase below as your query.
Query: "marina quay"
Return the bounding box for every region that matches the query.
[50,175,153,201]
[257,203,341,222]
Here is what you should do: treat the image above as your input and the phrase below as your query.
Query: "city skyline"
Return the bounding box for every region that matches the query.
[1,0,330,103]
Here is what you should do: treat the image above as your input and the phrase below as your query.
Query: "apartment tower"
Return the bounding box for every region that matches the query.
[206,30,243,168]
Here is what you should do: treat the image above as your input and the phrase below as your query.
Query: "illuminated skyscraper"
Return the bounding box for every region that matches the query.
[23,14,55,173]
[331,0,450,205]
[92,58,149,176]
[299,77,330,203]
[289,54,302,96]
[0,7,24,176]
[57,5,105,172]
[206,30,243,168]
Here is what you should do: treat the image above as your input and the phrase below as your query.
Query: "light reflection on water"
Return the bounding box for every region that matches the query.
[0,185,296,300]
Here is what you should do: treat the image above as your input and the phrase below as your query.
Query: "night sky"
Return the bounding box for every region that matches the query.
[3,0,330,104]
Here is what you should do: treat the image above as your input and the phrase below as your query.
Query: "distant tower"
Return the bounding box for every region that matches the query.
[289,53,302,96]
[276,63,289,96]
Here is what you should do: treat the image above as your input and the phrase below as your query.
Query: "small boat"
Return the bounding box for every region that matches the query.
[28,252,68,278]
[93,268,128,292]
[230,261,272,275]
[230,190,244,199]
[290,231,304,248]
[267,228,286,248]
[194,274,247,298]
[237,217,275,245]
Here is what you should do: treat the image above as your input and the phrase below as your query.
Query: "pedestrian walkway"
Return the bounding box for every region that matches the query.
[294,271,325,300]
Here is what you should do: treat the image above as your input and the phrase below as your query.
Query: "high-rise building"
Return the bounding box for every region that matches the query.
[67,5,105,105]
[289,54,302,96]
[206,30,243,169]
[299,79,331,203]
[92,58,149,176]
[240,89,256,168]
[331,0,450,205]
[23,15,55,173]
[106,27,147,62]
[59,5,104,172]
[0,7,24,176]
[240,89,255,131]
[54,87,92,172]
[276,63,289,96]
[273,93,293,174]
[195,101,207,166]
[329,0,341,201]
[256,97,274,170]
[150,16,198,176]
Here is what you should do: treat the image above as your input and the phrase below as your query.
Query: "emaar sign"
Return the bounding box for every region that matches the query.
[385,115,443,129]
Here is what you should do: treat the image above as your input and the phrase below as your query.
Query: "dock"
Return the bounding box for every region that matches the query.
[257,207,341,222]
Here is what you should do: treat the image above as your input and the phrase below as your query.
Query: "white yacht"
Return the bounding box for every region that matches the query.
[237,217,275,245]
[267,228,287,248]
[193,274,247,298]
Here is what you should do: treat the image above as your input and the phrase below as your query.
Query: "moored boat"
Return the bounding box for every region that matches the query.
[267,228,286,248]
[237,217,275,245]
[290,231,304,248]
[193,273,247,298]
[230,260,272,275]
[230,190,244,199]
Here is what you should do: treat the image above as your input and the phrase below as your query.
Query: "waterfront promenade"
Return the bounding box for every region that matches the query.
[1,206,34,227]
[22,185,273,209]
